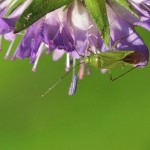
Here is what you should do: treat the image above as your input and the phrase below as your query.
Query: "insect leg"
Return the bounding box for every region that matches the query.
[108,70,113,81]
[87,47,95,54]
[110,66,138,81]
[111,32,134,50]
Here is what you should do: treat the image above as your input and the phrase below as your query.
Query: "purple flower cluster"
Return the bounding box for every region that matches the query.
[0,0,149,73]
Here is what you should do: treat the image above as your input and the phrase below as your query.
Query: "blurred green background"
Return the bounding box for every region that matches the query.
[0,27,150,150]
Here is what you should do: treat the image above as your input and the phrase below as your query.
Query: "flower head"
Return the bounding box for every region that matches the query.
[0,0,149,95]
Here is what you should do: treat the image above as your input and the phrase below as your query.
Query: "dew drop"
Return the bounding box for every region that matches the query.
[24,13,32,20]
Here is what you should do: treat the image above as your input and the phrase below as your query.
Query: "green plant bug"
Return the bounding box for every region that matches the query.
[42,38,145,97]
[84,49,144,81]
[42,16,146,97]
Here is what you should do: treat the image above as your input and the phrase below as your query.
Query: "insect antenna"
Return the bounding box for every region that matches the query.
[41,62,85,97]
[111,31,134,50]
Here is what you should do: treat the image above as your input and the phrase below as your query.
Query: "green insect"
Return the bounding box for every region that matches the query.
[42,46,144,97]
[84,49,143,81]
[42,15,145,97]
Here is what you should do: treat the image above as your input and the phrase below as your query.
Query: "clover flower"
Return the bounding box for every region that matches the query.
[0,0,149,95]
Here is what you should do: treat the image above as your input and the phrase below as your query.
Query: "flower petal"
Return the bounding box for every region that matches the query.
[106,5,149,65]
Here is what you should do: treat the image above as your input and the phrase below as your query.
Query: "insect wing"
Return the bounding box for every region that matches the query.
[99,50,134,60]
[99,51,135,70]
[101,60,128,70]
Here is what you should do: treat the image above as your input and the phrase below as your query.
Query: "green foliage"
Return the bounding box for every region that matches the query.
[13,0,111,47]
[13,0,139,47]
[85,0,110,47]
[14,0,73,33]
[115,0,139,18]
[6,0,25,17]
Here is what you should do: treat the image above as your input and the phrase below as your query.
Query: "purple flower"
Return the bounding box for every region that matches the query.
[106,0,150,66]
[0,0,149,95]
[0,0,32,57]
